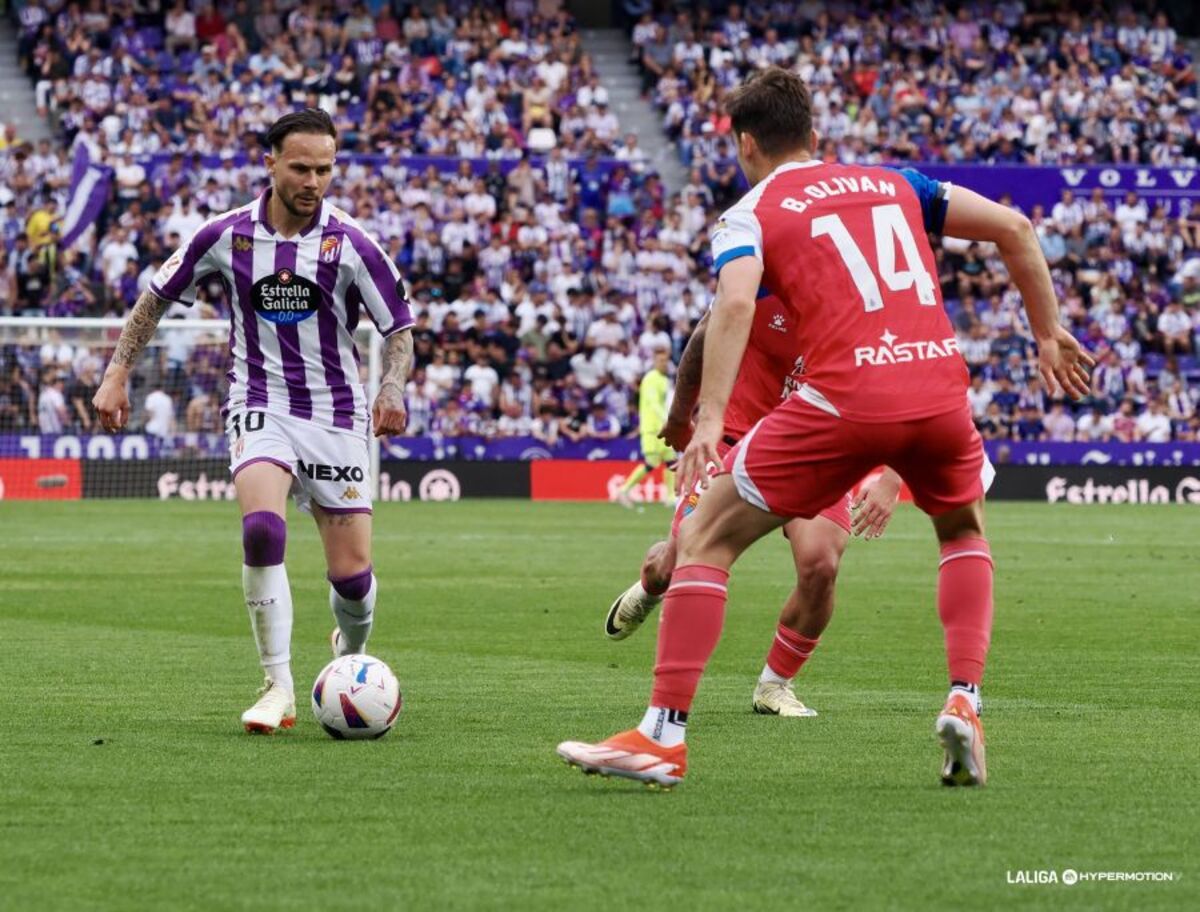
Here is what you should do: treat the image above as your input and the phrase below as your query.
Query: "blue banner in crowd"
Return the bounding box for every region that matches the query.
[4,434,1199,466]
[920,165,1200,217]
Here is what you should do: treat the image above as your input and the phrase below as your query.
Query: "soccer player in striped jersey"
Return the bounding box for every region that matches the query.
[93,109,415,734]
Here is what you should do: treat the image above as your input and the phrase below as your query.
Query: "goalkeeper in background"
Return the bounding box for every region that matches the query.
[616,347,674,507]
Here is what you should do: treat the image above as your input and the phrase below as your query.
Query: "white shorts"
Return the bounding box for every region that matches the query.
[226,408,372,515]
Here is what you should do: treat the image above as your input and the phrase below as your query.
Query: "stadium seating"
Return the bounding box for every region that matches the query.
[1,1,1198,443]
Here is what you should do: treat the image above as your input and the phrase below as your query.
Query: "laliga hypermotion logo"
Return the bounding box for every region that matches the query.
[854,329,961,367]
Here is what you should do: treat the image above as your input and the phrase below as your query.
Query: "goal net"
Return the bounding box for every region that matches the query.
[0,316,382,502]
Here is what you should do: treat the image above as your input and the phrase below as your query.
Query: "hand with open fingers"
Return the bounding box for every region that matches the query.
[1038,326,1095,400]
[676,418,722,497]
[92,376,130,433]
[659,413,694,451]
[851,471,902,540]
[371,391,408,438]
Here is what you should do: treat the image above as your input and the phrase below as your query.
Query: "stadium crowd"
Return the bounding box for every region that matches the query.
[630,1,1200,170]
[0,1,1199,445]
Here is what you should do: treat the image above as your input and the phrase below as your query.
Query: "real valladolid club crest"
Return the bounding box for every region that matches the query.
[320,235,341,263]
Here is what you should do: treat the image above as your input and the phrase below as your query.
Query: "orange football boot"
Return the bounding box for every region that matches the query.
[557,729,687,788]
[936,691,987,786]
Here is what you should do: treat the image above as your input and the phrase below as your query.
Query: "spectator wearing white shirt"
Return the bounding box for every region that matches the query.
[1043,402,1076,441]
[1113,191,1148,235]
[98,227,139,288]
[1135,399,1172,442]
[1076,406,1114,441]
[161,194,204,244]
[1051,189,1084,234]
[37,372,68,433]
[1157,301,1193,354]
[463,353,500,406]
[586,310,625,350]
[143,385,176,439]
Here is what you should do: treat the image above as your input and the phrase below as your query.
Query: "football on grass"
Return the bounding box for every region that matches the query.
[312,654,402,740]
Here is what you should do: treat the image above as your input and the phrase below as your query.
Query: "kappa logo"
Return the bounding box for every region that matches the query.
[854,329,961,368]
[341,485,361,501]
[233,235,253,252]
[320,235,341,263]
[233,436,245,459]
[768,312,788,333]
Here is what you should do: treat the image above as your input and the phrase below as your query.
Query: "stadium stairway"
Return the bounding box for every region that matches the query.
[582,28,688,194]
[0,21,50,144]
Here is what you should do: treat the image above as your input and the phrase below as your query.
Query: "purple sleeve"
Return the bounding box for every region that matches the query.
[149,208,242,304]
[345,224,414,336]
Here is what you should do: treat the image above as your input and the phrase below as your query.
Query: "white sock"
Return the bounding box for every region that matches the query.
[331,575,376,655]
[243,563,294,693]
[637,705,688,747]
[758,664,790,686]
[949,682,982,715]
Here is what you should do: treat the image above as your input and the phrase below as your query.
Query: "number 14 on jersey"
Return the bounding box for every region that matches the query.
[810,204,937,312]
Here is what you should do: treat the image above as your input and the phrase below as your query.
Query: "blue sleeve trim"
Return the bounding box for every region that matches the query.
[888,167,949,235]
[713,245,757,273]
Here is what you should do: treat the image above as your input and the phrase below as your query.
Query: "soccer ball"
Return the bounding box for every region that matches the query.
[311,654,402,740]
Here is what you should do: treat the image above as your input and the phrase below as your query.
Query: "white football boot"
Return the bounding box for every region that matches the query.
[604,581,662,640]
[751,680,819,717]
[241,677,296,734]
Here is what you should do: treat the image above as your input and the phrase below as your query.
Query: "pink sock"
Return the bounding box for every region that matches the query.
[766,624,819,679]
[938,537,994,685]
[650,564,729,712]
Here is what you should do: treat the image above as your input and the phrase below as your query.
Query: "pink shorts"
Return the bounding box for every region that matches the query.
[724,395,992,519]
[670,440,853,538]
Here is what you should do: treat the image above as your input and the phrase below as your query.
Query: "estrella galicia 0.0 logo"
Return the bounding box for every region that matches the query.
[252,268,320,324]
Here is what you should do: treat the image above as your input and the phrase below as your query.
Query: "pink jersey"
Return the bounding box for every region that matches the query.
[723,293,802,440]
[711,161,967,423]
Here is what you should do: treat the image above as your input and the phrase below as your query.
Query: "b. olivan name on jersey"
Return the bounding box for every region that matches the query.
[854,330,961,367]
[251,268,321,324]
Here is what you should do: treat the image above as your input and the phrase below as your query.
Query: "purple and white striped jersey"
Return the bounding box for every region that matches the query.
[150,190,413,436]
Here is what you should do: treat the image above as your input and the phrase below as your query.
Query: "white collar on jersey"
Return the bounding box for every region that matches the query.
[766,159,825,179]
[251,189,332,237]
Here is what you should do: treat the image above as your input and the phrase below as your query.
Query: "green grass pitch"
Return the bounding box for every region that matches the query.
[1,500,1196,910]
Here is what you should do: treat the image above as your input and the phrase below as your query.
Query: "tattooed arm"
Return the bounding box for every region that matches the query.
[372,327,414,438]
[659,310,709,451]
[92,290,171,432]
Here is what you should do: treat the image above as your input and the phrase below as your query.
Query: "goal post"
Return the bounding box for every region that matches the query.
[0,316,383,502]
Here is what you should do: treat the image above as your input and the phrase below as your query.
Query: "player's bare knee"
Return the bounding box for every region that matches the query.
[243,511,286,567]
